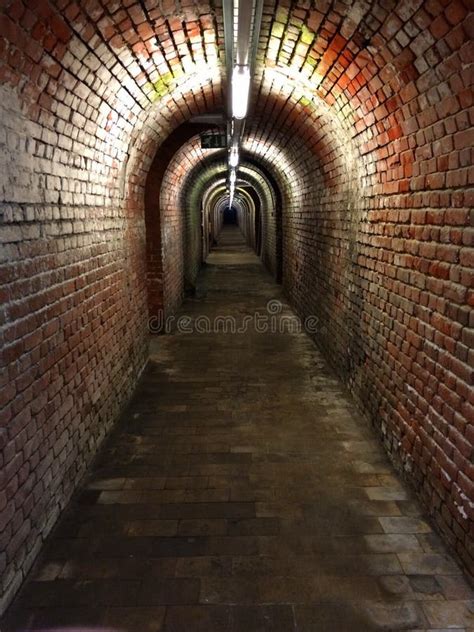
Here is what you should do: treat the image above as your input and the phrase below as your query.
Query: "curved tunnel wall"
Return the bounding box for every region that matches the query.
[251,1,473,575]
[157,135,221,312]
[0,0,224,610]
[234,186,260,250]
[202,182,227,252]
[240,160,282,278]
[0,0,472,611]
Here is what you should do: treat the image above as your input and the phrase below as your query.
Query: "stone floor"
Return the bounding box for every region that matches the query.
[2,225,473,631]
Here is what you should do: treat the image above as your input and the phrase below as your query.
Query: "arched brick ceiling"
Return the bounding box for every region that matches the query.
[2,0,468,204]
[198,178,258,214]
[1,0,470,154]
[0,0,226,210]
[249,0,471,199]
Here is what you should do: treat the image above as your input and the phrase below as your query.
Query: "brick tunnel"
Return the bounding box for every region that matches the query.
[0,0,473,629]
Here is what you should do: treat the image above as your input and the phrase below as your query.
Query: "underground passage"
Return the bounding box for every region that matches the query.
[0,0,473,629]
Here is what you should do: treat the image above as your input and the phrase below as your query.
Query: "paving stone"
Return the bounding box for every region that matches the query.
[2,607,107,632]
[165,476,209,489]
[231,605,296,631]
[363,601,427,629]
[378,575,412,597]
[30,561,65,582]
[104,607,166,631]
[409,575,443,596]
[175,556,233,577]
[177,519,228,536]
[366,487,409,501]
[398,553,463,575]
[365,534,422,553]
[422,600,474,628]
[59,557,177,580]
[182,488,231,502]
[137,578,200,605]
[17,579,140,608]
[227,517,280,535]
[156,502,256,520]
[417,532,451,553]
[124,477,167,490]
[126,520,179,536]
[232,553,402,576]
[163,605,231,631]
[87,478,127,490]
[379,516,432,534]
[201,575,383,604]
[436,575,474,600]
[295,603,375,631]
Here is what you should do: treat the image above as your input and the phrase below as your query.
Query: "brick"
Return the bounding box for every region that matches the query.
[50,14,71,43]
[444,1,468,26]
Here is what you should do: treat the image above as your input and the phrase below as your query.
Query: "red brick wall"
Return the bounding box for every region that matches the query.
[250,0,474,577]
[240,162,282,280]
[161,136,222,310]
[0,80,150,610]
[203,184,227,251]
[159,138,222,306]
[145,125,215,322]
[236,192,257,247]
[0,0,223,613]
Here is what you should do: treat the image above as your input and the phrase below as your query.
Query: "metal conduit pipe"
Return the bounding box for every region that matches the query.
[223,0,264,206]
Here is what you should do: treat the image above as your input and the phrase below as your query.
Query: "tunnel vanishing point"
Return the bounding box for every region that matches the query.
[0,0,473,629]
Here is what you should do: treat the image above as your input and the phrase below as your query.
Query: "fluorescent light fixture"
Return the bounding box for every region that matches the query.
[232,66,250,119]
[229,146,239,167]
[229,170,236,185]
